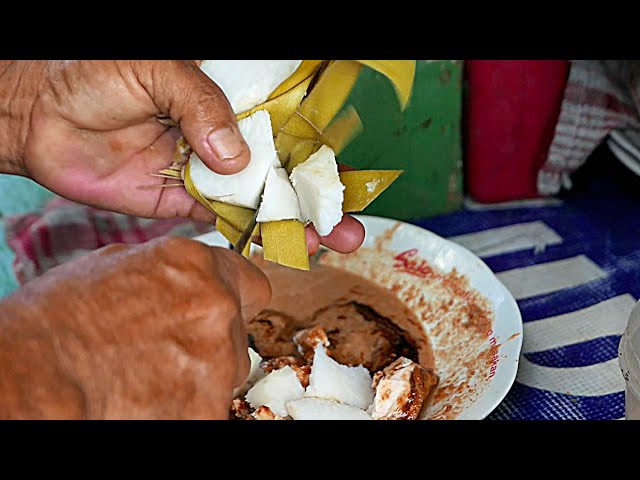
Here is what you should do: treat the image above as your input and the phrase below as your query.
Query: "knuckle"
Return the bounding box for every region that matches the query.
[150,236,209,259]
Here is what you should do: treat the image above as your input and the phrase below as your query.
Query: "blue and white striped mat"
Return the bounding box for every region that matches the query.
[412,174,640,419]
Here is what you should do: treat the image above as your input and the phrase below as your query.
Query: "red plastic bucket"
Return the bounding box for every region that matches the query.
[464,60,570,203]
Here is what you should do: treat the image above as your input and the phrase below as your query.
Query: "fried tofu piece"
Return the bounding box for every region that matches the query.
[230,398,254,420]
[261,356,311,388]
[252,405,287,420]
[292,325,330,363]
[371,357,438,420]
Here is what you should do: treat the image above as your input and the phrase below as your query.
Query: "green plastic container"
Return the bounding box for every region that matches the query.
[339,60,464,220]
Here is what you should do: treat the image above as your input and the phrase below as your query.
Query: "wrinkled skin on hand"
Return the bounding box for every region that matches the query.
[0,237,271,419]
[0,60,364,255]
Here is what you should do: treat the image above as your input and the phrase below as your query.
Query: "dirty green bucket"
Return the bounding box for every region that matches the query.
[339,60,464,221]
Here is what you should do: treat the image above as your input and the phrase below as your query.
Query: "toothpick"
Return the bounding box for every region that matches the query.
[159,167,182,175]
[137,183,184,190]
[150,173,182,180]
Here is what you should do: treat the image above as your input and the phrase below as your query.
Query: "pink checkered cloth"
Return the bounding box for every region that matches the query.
[538,60,640,195]
[5,196,214,285]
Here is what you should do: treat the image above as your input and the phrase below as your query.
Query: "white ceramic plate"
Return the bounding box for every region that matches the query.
[194,215,523,420]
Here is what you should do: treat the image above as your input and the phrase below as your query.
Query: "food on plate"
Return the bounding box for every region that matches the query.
[305,343,374,410]
[287,398,373,421]
[248,259,426,373]
[230,398,253,420]
[230,259,438,420]
[252,405,287,421]
[244,365,305,417]
[223,216,504,420]
[233,339,436,421]
[292,325,330,363]
[232,347,265,398]
[261,356,311,388]
[370,357,438,420]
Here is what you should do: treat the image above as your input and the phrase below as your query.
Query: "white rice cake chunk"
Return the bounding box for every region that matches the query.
[287,398,372,420]
[245,365,304,417]
[305,344,374,410]
[256,167,301,222]
[290,145,345,236]
[232,347,266,398]
[188,110,281,209]
[200,60,302,114]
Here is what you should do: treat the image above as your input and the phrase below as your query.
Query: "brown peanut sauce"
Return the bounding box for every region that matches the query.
[248,256,435,373]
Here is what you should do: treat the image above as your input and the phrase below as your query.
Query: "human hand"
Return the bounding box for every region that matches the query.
[0,236,271,419]
[0,60,364,255]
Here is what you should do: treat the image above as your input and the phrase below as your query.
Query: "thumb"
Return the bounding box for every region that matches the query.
[141,60,251,175]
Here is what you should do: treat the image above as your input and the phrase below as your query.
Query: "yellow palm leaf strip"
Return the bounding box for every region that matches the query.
[216,216,240,243]
[284,138,320,174]
[207,200,256,232]
[291,60,363,135]
[277,88,362,162]
[274,130,299,164]
[215,217,252,257]
[275,130,320,166]
[279,107,361,172]
[235,75,315,135]
[268,60,324,99]
[276,60,361,162]
[215,217,259,257]
[279,112,320,141]
[260,220,310,271]
[340,170,404,212]
[356,60,416,110]
[320,105,363,155]
[183,163,256,231]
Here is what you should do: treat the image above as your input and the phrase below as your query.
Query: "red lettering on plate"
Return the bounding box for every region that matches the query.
[393,249,434,278]
[394,251,501,380]
[487,330,499,379]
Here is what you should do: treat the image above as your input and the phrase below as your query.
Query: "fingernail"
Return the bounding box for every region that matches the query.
[207,128,244,160]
